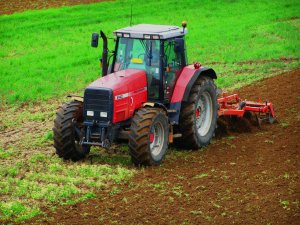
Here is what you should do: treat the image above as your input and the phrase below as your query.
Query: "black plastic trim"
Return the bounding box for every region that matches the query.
[111,37,119,73]
[83,87,113,123]
[159,40,164,101]
[168,102,182,124]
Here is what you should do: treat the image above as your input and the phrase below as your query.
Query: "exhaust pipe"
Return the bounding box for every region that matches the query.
[100,30,108,76]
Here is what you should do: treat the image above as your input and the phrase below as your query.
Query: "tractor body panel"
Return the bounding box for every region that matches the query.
[170,65,197,103]
[170,65,217,103]
[85,69,147,124]
[168,65,217,124]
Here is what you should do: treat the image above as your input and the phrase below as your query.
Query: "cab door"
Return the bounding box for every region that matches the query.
[163,39,184,102]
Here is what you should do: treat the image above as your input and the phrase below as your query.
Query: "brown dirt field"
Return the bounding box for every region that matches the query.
[27,69,300,224]
[0,0,110,15]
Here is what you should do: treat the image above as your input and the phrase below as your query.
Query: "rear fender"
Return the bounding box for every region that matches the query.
[182,67,217,102]
[169,66,217,124]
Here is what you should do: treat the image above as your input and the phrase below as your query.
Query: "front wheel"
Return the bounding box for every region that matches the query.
[129,108,169,166]
[53,101,90,161]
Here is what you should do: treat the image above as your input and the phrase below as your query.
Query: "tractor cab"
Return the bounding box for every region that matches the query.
[94,23,188,103]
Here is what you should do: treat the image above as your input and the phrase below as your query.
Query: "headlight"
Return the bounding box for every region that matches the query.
[100,112,108,118]
[86,111,94,116]
[87,111,94,116]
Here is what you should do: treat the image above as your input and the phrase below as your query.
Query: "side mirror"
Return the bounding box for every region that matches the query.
[174,38,185,53]
[91,33,99,48]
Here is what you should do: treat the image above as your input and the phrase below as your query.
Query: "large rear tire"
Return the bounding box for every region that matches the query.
[178,76,218,149]
[129,108,169,166]
[53,101,90,161]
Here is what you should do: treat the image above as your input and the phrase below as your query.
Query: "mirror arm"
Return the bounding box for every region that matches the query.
[100,30,108,76]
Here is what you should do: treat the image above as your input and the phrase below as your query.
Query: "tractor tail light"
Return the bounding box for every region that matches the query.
[194,62,201,69]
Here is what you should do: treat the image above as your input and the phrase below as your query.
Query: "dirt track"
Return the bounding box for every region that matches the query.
[0,0,109,15]
[27,69,300,224]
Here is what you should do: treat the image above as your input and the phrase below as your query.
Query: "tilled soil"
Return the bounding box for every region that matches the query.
[28,69,300,224]
[0,0,110,15]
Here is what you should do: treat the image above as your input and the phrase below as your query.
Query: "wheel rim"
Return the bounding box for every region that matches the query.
[149,121,165,157]
[195,91,213,136]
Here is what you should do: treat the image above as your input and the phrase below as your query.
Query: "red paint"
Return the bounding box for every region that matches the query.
[196,108,200,118]
[217,93,275,118]
[149,133,154,143]
[88,69,148,123]
[171,65,197,103]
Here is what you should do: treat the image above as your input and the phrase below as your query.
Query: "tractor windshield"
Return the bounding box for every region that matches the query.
[113,38,161,99]
[114,38,160,72]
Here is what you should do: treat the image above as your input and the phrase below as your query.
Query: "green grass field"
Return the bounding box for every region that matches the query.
[0,0,299,222]
[0,0,299,104]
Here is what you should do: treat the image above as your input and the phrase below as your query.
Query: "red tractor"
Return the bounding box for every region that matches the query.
[53,22,275,166]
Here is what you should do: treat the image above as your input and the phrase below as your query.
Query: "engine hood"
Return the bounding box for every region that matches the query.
[88,69,147,95]
[86,69,148,123]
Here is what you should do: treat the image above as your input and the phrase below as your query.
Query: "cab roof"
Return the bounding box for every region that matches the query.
[113,24,188,40]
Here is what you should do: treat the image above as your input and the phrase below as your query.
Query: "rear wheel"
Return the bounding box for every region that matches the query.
[179,76,218,149]
[129,108,169,166]
[53,101,90,161]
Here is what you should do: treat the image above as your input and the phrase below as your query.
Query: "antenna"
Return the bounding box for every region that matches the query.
[130,3,133,26]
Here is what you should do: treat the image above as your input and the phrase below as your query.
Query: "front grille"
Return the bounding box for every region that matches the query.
[83,87,113,123]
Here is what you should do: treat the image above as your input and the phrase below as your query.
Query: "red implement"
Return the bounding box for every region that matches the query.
[218,93,275,123]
